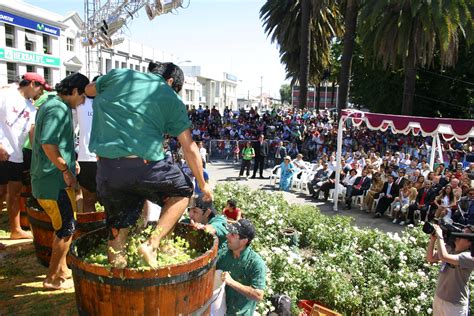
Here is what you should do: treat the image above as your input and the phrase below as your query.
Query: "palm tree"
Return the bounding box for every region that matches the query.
[359,0,472,115]
[260,0,343,109]
[337,0,360,115]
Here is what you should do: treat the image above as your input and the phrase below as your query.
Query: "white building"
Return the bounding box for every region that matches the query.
[182,66,238,112]
[0,1,86,85]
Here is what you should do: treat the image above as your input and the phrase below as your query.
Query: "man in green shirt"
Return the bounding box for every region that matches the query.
[218,219,266,315]
[31,73,90,290]
[239,141,255,179]
[182,194,228,248]
[85,65,211,268]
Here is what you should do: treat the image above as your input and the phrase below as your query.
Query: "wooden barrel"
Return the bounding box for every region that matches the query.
[27,204,106,267]
[19,186,32,230]
[68,223,218,316]
[26,206,54,267]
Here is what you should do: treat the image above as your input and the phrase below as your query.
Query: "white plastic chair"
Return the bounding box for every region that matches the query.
[291,170,304,191]
[269,166,281,188]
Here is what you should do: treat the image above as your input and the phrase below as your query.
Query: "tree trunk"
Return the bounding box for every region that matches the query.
[401,23,417,115]
[330,81,336,108]
[299,0,311,109]
[316,81,321,113]
[337,0,358,116]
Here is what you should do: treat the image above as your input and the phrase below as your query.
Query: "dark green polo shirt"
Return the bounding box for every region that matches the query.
[216,245,266,315]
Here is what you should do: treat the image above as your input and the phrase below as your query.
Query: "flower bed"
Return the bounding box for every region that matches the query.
[214,183,457,315]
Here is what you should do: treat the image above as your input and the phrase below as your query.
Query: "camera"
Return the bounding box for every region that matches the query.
[423,218,474,255]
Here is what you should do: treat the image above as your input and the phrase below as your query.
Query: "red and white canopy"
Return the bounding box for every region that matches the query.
[341,109,474,142]
[332,110,474,211]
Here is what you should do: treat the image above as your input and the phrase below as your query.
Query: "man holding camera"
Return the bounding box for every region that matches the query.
[426,224,474,315]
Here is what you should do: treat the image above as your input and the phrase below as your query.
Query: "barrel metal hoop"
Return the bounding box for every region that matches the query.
[32,241,52,253]
[76,220,106,231]
[27,215,54,230]
[71,256,217,288]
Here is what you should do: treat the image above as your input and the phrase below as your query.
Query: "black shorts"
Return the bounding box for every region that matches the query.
[77,161,97,193]
[96,157,194,229]
[0,161,26,185]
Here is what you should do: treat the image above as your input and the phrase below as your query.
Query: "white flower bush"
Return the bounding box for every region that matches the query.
[214,183,473,315]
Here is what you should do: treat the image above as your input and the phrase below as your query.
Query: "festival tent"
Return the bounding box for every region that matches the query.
[333,110,474,211]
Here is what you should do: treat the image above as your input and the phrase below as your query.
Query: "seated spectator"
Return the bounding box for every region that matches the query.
[452,188,474,225]
[374,175,399,218]
[223,199,242,222]
[413,175,425,190]
[344,169,371,210]
[406,180,437,225]
[307,163,332,198]
[391,181,417,225]
[433,185,458,221]
[292,154,307,170]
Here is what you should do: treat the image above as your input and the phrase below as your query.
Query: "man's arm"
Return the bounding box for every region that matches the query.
[433,225,462,266]
[177,129,212,201]
[221,272,264,301]
[42,144,76,187]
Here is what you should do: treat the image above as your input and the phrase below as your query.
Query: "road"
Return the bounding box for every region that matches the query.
[206,161,404,234]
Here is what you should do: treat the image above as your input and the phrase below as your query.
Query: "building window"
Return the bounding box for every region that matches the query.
[142,66,146,72]
[121,62,126,68]
[129,64,134,70]
[115,61,119,69]
[43,67,51,83]
[25,30,36,51]
[43,35,51,54]
[5,24,15,48]
[135,65,140,71]
[66,38,74,52]
[7,63,17,83]
[26,65,35,73]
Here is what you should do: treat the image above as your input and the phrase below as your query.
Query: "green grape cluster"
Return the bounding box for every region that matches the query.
[82,225,201,270]
[94,202,105,212]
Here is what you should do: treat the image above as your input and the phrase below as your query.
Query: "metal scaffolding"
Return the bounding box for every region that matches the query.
[82,0,186,78]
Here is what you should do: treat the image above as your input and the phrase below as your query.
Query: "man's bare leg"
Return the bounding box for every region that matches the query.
[43,235,74,290]
[81,186,97,214]
[7,181,32,239]
[138,196,189,268]
[108,227,129,268]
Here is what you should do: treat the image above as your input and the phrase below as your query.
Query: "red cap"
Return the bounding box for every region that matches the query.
[22,73,52,91]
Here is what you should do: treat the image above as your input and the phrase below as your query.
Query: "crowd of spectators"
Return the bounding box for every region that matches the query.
[179,105,474,227]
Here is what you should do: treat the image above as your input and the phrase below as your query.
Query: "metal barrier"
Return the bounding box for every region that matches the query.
[207,139,283,165]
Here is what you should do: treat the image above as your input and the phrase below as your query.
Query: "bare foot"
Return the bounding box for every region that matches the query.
[138,243,158,269]
[43,277,74,291]
[58,267,73,279]
[10,230,33,240]
[108,250,127,269]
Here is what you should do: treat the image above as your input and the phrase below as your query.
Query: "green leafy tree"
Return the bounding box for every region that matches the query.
[260,0,343,108]
[359,0,473,115]
[279,84,292,104]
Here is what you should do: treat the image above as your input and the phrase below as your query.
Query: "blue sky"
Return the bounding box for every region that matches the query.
[23,0,288,98]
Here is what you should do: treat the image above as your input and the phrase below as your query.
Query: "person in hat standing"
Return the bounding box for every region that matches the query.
[31,72,90,290]
[0,73,51,245]
[85,65,211,268]
[182,194,228,248]
[218,218,266,315]
[279,156,295,191]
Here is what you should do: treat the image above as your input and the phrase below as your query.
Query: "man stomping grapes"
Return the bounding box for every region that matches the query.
[85,63,211,268]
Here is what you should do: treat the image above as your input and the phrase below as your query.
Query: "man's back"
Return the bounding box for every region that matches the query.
[89,69,191,162]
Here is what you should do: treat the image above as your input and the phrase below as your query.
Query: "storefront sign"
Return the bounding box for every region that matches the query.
[0,47,60,67]
[0,10,60,37]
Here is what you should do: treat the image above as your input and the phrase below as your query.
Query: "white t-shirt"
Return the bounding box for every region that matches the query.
[199,147,207,162]
[0,87,36,163]
[76,97,96,162]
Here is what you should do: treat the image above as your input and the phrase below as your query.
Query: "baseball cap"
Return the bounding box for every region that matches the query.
[56,72,90,92]
[189,194,216,215]
[22,73,52,91]
[227,219,256,241]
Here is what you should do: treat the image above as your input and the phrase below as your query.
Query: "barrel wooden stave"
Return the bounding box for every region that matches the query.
[69,224,218,316]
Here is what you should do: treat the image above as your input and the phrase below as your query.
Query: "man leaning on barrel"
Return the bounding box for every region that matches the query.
[218,218,266,315]
[84,63,211,268]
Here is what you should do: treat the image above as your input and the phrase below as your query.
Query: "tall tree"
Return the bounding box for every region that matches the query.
[299,0,312,108]
[337,0,360,116]
[279,84,292,104]
[260,0,343,108]
[359,0,473,115]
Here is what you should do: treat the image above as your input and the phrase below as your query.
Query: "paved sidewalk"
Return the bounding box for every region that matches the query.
[207,161,405,234]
